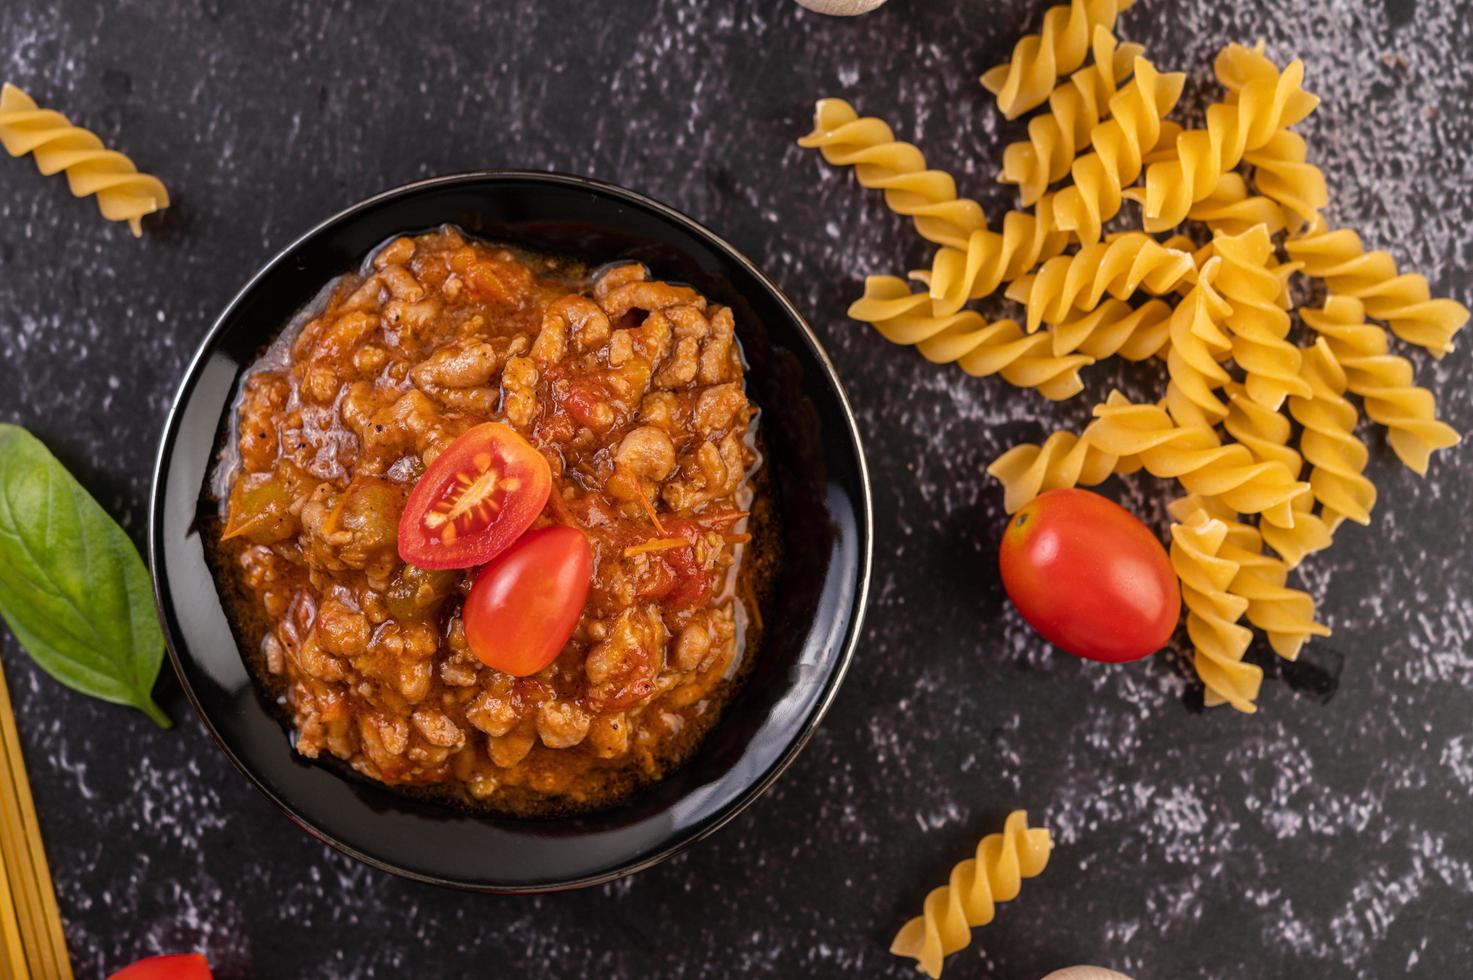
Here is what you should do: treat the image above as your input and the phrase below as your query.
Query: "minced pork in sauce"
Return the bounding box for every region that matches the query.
[210,227,770,815]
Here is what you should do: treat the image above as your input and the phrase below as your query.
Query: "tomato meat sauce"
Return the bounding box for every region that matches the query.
[209,228,772,815]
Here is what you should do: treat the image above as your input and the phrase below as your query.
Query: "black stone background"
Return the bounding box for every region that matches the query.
[2,0,1470,977]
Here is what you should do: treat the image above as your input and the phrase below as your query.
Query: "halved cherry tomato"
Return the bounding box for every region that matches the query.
[108,953,214,980]
[999,488,1180,663]
[397,421,552,570]
[462,525,593,676]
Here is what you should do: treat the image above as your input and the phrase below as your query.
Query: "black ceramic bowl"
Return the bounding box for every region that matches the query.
[148,171,871,892]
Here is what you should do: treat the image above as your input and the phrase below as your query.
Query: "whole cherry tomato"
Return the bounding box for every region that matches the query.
[108,953,214,980]
[999,488,1179,663]
[397,421,552,569]
[462,525,594,676]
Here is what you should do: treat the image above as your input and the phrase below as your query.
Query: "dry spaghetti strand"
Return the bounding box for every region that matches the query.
[0,657,73,978]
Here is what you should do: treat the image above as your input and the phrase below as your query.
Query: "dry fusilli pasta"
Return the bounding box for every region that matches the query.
[1257,495,1333,573]
[1241,130,1328,232]
[1000,26,1145,206]
[1128,52,1318,233]
[1141,118,1184,168]
[987,428,1134,513]
[1186,173,1290,236]
[1050,56,1186,244]
[1288,339,1377,528]
[1212,224,1311,409]
[890,810,1052,978]
[1163,256,1234,428]
[1211,39,1278,93]
[1287,218,1468,358]
[0,82,168,237]
[981,0,1136,119]
[1222,386,1298,474]
[798,99,987,250]
[1301,296,1461,474]
[1221,389,1333,567]
[1085,394,1310,527]
[805,30,1460,714]
[1158,231,1205,271]
[1170,496,1330,662]
[915,197,1071,314]
[1169,509,1260,712]
[1007,232,1195,332]
[1051,296,1172,361]
[848,276,1091,400]
[1254,498,1337,574]
[1222,531,1330,663]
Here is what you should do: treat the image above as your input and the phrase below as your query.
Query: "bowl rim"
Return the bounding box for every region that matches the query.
[147,169,873,891]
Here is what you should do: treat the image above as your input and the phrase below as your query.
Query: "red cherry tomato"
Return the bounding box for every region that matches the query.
[462,525,593,676]
[999,488,1180,663]
[108,953,214,980]
[397,421,552,569]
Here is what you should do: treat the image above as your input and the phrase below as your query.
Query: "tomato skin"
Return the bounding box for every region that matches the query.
[999,488,1179,663]
[562,377,616,431]
[107,953,214,980]
[462,525,594,676]
[658,520,714,609]
[397,421,552,570]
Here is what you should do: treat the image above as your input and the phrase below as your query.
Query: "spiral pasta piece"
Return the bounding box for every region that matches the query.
[891,810,1053,978]
[1051,296,1172,361]
[1169,496,1330,661]
[1212,39,1278,94]
[988,428,1136,513]
[1000,26,1144,207]
[1159,231,1206,271]
[1050,56,1186,244]
[1221,389,1333,567]
[1212,43,1319,139]
[1187,173,1289,236]
[981,0,1136,120]
[1128,51,1318,233]
[0,82,169,237]
[1222,386,1297,473]
[1222,534,1331,662]
[848,276,1092,400]
[1286,218,1468,358]
[1007,232,1195,332]
[1256,495,1333,573]
[1288,339,1378,529]
[1169,509,1260,713]
[1252,498,1317,569]
[1242,130,1329,231]
[1301,296,1461,474]
[1140,118,1185,168]
[1085,393,1310,527]
[916,197,1071,315]
[1163,256,1234,428]
[1216,44,1332,227]
[1212,224,1312,409]
[797,99,988,250]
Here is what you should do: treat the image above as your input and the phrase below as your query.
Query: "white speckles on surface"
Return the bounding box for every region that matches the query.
[1,0,1471,977]
[1441,735,1473,788]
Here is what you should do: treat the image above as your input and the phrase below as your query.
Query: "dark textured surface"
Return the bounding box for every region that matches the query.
[1,1,1470,977]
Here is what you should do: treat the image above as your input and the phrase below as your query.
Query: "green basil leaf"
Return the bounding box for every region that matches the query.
[0,424,171,728]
